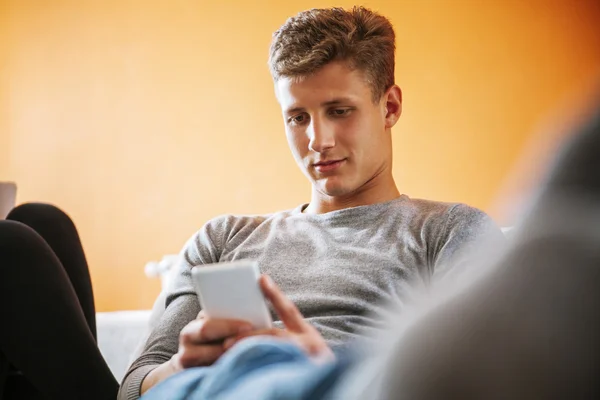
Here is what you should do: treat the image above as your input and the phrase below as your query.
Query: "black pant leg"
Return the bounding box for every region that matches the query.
[6,203,97,340]
[0,220,118,400]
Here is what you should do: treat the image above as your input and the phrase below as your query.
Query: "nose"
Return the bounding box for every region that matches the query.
[308,117,335,153]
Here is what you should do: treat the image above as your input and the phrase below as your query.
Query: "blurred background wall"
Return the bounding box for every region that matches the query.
[1,0,599,311]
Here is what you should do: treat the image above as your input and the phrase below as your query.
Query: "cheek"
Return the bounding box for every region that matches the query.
[286,130,308,160]
[344,116,386,161]
[339,119,371,153]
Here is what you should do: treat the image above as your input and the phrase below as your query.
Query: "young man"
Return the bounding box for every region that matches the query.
[135,101,600,400]
[119,7,502,399]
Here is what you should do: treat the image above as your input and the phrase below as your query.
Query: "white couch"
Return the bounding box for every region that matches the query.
[97,310,153,381]
[97,255,178,381]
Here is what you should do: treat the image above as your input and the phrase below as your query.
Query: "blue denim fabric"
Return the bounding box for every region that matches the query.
[141,337,353,400]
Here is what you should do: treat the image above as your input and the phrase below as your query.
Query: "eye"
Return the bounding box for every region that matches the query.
[329,108,352,117]
[288,113,309,126]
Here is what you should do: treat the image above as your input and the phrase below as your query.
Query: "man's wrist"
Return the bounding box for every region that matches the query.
[140,357,181,395]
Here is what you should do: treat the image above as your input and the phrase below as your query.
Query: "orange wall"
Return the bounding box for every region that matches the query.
[0,6,8,176]
[1,0,599,311]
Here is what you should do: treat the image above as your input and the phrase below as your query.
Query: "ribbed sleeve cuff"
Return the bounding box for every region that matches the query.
[120,364,159,400]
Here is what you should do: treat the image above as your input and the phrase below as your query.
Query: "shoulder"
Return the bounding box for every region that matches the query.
[444,203,493,230]
[184,208,295,261]
[422,201,504,268]
[190,213,270,249]
[440,203,499,242]
[397,197,459,217]
[177,213,269,267]
[396,196,492,228]
[395,196,503,258]
[391,197,484,232]
[202,213,271,238]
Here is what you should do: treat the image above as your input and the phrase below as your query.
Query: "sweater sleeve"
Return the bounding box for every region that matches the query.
[117,216,228,400]
[432,204,506,283]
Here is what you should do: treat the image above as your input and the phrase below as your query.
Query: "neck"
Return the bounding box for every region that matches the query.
[304,172,401,214]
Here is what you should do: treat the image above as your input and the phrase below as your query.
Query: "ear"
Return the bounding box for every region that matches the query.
[383,85,402,129]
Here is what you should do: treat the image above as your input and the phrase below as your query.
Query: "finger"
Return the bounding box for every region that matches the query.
[232,328,288,342]
[180,318,253,344]
[223,328,288,350]
[177,343,225,368]
[259,275,305,331]
[197,310,206,319]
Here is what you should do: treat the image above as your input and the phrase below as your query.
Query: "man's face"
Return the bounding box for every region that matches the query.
[276,61,397,198]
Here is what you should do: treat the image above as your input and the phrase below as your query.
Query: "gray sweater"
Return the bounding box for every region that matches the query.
[118,195,502,399]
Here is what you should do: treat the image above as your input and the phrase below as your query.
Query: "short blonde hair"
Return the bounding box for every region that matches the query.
[269,6,396,101]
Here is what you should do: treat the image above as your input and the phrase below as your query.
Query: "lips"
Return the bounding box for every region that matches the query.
[313,159,345,172]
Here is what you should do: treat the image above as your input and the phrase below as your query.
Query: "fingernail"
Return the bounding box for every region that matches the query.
[264,275,274,288]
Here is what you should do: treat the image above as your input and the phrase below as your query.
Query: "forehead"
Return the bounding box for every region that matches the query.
[275,62,372,111]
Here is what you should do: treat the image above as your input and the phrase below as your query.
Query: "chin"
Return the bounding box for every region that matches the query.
[318,180,353,197]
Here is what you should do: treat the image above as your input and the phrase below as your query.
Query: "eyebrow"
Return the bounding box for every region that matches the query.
[285,97,355,115]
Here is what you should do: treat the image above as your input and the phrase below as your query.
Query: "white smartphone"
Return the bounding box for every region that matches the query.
[191,260,272,330]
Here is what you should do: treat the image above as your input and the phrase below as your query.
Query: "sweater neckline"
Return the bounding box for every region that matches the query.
[291,195,409,221]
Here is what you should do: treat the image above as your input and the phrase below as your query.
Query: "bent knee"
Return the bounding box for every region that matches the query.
[6,203,74,228]
[0,220,48,259]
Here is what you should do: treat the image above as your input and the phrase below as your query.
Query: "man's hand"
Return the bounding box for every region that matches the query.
[223,275,334,361]
[141,313,252,394]
[141,275,331,395]
[171,312,253,369]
